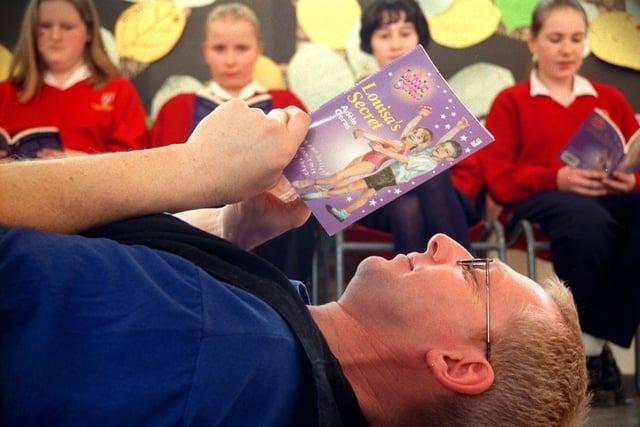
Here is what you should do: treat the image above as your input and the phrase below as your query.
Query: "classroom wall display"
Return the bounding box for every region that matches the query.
[590,10,640,71]
[0,44,11,82]
[426,0,501,48]
[0,0,637,114]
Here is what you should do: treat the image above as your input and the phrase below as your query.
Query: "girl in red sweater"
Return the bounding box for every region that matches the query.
[0,0,148,159]
[152,2,314,282]
[480,0,640,406]
[150,3,306,148]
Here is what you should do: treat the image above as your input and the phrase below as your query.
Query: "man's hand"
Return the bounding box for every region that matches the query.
[186,100,310,206]
[603,171,636,195]
[222,176,311,250]
[177,177,311,250]
[557,166,607,196]
[0,99,310,234]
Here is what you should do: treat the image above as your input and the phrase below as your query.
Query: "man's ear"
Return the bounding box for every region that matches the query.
[426,349,494,395]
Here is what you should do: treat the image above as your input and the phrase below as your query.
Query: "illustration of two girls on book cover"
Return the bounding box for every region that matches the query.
[292,106,470,223]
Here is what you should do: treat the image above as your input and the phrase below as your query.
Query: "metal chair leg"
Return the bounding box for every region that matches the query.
[311,246,319,304]
[335,231,345,297]
[519,219,538,281]
[636,327,640,394]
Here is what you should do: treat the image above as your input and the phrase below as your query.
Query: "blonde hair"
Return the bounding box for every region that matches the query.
[9,0,118,103]
[397,276,589,427]
[205,2,262,41]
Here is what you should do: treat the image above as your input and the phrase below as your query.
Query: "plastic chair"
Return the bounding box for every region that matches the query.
[499,210,551,281]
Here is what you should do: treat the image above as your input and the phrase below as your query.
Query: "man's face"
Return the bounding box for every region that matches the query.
[342,234,557,352]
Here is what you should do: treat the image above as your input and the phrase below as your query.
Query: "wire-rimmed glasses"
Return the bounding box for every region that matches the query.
[456,258,493,361]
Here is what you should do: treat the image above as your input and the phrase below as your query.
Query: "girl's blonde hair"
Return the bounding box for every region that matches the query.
[9,0,118,103]
[404,127,433,154]
[205,2,262,41]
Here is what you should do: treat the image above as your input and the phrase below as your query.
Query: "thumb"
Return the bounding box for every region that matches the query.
[283,106,311,153]
[286,196,312,228]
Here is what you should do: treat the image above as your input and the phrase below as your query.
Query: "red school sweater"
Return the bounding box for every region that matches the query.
[479,80,639,205]
[0,77,149,154]
[150,89,306,148]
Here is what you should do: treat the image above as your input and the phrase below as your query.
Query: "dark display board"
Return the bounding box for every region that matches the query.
[0,0,637,112]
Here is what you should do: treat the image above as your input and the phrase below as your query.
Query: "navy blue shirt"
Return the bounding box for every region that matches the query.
[0,226,312,426]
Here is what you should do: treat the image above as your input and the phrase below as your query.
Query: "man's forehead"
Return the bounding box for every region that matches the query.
[494,263,559,316]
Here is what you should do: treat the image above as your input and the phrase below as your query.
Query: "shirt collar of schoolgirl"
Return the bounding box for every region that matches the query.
[43,64,91,90]
[205,79,268,101]
[529,69,597,107]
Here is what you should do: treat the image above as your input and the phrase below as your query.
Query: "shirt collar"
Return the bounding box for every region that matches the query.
[205,80,267,101]
[530,70,597,106]
[44,64,91,90]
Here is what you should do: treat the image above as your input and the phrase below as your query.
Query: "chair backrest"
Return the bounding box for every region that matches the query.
[497,209,551,281]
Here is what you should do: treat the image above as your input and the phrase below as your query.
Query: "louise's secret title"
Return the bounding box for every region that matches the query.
[347,81,403,132]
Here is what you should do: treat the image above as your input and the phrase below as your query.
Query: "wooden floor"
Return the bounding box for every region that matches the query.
[586,378,640,426]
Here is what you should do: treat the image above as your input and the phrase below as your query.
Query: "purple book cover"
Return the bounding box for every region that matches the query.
[559,109,626,174]
[284,45,494,235]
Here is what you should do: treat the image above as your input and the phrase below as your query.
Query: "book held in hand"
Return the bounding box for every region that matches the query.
[284,45,494,235]
[191,91,272,132]
[560,109,640,175]
[0,126,63,159]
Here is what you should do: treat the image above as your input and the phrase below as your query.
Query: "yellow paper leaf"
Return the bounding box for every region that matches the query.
[0,44,12,81]
[427,0,500,48]
[115,0,186,63]
[253,55,286,89]
[590,11,640,71]
[297,0,361,49]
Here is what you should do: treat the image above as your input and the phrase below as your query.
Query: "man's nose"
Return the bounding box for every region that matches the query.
[426,233,472,264]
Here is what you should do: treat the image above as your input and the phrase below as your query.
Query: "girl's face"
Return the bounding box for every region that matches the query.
[405,128,430,147]
[202,17,263,96]
[528,7,586,85]
[370,11,419,68]
[36,0,90,74]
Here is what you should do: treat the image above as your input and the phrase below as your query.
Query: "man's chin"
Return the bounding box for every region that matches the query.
[352,255,398,285]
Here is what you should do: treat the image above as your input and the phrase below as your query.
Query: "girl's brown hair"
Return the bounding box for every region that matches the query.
[530,0,588,37]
